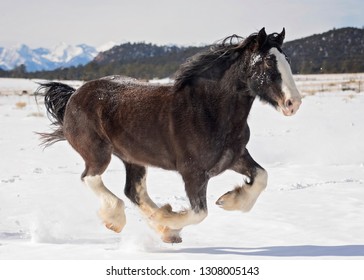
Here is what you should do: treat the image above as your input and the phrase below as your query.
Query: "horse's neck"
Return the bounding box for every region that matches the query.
[174,52,255,124]
[180,76,255,129]
[203,64,255,118]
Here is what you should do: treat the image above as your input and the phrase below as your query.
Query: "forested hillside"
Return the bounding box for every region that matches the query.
[1,27,363,80]
[284,27,364,74]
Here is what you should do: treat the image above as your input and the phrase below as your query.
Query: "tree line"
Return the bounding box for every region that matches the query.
[1,27,363,80]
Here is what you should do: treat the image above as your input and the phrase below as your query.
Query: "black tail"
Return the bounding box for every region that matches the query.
[35,82,76,147]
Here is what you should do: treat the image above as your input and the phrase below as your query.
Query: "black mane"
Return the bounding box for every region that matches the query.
[173,33,258,91]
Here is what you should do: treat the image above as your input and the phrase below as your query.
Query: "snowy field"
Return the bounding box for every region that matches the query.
[0,77,364,261]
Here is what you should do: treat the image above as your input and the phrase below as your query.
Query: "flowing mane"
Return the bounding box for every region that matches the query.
[173,33,258,91]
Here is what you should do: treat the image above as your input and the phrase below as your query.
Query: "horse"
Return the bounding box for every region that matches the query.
[36,28,302,243]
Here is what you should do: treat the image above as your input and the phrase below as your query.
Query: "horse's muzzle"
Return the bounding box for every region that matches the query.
[280,98,302,116]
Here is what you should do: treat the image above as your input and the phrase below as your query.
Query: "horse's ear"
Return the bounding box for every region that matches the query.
[257,27,267,49]
[280,28,285,40]
[277,28,285,46]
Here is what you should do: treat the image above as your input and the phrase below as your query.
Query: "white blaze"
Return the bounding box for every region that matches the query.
[269,47,302,115]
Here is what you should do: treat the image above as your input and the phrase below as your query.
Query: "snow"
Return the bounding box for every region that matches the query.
[295,73,364,94]
[0,41,119,72]
[149,77,174,84]
[43,42,84,63]
[0,77,363,261]
[0,43,98,72]
[0,44,29,70]
[0,78,83,96]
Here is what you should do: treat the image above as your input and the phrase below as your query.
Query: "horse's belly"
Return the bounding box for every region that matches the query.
[111,136,176,170]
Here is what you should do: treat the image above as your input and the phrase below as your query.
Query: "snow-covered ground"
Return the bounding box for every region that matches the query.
[0,77,363,260]
[295,73,364,94]
[0,78,83,96]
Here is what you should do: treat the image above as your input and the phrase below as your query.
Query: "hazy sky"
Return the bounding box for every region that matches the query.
[1,0,363,48]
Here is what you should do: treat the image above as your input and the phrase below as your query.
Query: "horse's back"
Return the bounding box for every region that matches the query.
[63,76,176,169]
[65,75,172,122]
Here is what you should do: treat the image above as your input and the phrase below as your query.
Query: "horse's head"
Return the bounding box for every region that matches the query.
[248,28,302,116]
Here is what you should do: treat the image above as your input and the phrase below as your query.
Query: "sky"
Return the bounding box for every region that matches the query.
[0,0,363,48]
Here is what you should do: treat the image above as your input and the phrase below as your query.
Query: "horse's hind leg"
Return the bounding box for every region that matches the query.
[123,162,182,243]
[68,133,126,233]
[216,149,268,212]
[84,174,126,233]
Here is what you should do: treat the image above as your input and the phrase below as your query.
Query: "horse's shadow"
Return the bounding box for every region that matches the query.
[161,245,364,257]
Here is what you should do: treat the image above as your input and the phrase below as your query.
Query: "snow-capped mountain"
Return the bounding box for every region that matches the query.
[0,42,116,72]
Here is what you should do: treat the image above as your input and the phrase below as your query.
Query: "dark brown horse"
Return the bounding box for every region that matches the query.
[37,28,301,243]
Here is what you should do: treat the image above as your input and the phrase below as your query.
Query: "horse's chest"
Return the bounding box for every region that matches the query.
[225,121,250,148]
[205,127,249,177]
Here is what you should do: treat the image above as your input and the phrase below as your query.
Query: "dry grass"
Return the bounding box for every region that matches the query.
[15,101,27,109]
[28,112,44,117]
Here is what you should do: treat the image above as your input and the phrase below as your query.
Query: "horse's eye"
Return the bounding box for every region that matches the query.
[265,58,275,68]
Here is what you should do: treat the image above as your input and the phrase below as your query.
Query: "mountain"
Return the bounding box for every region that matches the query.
[0,43,114,72]
[4,42,206,80]
[93,42,189,64]
[283,27,364,73]
[86,42,206,80]
[1,27,363,78]
[65,27,364,79]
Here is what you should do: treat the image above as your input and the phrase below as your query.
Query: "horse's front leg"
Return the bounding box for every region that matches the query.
[151,171,208,231]
[123,162,183,243]
[216,149,268,212]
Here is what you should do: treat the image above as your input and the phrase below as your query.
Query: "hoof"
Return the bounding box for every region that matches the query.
[99,199,126,233]
[216,186,256,212]
[160,227,183,244]
[216,187,242,211]
[162,234,182,244]
[105,222,124,233]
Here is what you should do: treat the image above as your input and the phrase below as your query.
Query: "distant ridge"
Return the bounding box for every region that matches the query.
[284,27,364,74]
[1,27,363,79]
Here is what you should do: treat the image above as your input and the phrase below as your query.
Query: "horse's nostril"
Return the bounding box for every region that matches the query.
[286,99,293,108]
